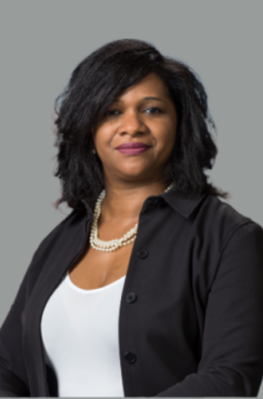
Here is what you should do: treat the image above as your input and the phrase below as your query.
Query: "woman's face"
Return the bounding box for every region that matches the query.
[93,72,178,187]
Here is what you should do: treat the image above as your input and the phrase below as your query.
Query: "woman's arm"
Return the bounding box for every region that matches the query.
[0,365,30,397]
[0,213,73,397]
[156,222,263,397]
[0,267,31,397]
[0,243,44,398]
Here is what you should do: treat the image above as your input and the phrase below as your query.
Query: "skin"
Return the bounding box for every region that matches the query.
[94,72,178,226]
[69,72,178,289]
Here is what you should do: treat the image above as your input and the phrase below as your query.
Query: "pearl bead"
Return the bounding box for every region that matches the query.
[89,183,174,252]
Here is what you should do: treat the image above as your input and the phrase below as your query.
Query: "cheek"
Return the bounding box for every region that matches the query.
[154,122,177,150]
[94,128,112,152]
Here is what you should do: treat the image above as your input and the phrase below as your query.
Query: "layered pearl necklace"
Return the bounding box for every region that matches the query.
[89,183,174,252]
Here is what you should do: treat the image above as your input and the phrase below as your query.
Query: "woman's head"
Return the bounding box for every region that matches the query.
[93,72,178,192]
[54,38,227,210]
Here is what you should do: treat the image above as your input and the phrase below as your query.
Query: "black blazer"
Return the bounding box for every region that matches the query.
[1,190,263,397]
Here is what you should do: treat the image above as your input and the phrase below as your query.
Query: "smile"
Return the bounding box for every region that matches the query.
[117,147,150,155]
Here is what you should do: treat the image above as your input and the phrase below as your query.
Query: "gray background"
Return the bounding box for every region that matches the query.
[0,0,262,395]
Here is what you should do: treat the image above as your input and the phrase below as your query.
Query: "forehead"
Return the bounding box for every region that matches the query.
[114,73,169,101]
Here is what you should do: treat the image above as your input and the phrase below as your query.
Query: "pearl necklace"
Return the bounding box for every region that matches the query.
[89,183,174,252]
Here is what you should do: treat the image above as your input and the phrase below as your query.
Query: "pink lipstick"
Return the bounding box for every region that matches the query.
[116,142,150,155]
[117,147,149,155]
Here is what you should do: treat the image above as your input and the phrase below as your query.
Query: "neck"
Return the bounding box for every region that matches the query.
[99,180,172,223]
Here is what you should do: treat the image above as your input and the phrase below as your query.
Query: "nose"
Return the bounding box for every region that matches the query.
[118,110,147,136]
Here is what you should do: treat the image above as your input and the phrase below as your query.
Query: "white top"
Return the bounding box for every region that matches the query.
[40,271,126,397]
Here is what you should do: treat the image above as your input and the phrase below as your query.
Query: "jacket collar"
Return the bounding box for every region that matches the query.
[160,188,206,219]
[81,188,206,220]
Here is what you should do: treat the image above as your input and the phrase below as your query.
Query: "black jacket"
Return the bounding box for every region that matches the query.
[1,190,263,397]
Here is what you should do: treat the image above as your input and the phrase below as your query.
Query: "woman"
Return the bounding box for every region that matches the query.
[1,39,263,397]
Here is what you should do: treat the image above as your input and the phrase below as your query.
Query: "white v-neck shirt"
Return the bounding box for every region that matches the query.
[40,271,126,397]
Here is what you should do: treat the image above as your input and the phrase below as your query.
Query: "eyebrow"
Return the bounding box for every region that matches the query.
[114,96,166,104]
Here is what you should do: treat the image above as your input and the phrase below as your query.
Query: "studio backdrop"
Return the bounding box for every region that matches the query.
[0,0,262,395]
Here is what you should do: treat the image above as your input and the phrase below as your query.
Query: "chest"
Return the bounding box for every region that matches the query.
[68,214,140,289]
[69,240,135,289]
[23,206,219,396]
[40,271,126,397]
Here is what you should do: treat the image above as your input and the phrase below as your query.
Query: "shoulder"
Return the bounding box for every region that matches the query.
[6,206,90,308]
[26,206,88,276]
[39,206,86,245]
[192,195,263,251]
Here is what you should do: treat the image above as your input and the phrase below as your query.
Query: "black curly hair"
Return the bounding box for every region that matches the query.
[53,38,228,212]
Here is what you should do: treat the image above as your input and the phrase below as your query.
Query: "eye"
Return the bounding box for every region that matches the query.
[105,109,120,116]
[145,107,163,114]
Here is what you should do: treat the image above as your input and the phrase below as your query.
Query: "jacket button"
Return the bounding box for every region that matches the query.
[124,351,137,364]
[126,292,137,303]
[137,248,148,259]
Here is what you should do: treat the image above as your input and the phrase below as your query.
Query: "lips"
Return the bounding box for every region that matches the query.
[116,142,151,155]
[117,147,150,155]
[116,142,150,149]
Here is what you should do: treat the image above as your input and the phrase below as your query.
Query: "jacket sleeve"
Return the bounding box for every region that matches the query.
[156,221,263,397]
[0,246,42,397]
[0,269,30,396]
